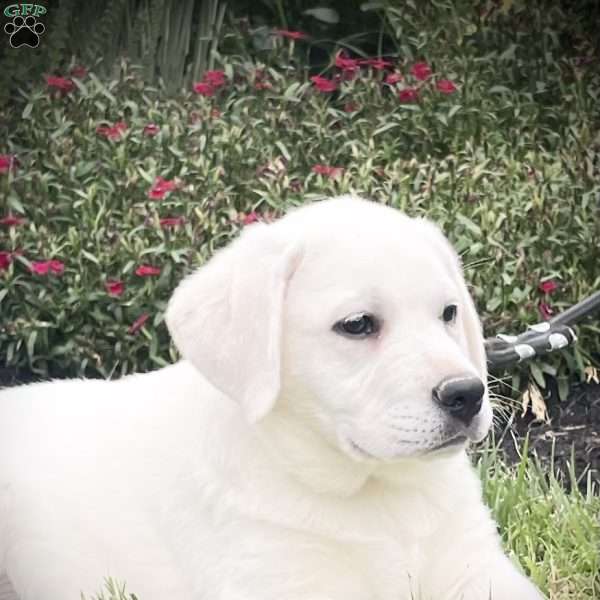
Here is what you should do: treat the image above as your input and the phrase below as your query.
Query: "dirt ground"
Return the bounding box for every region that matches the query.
[498,381,600,492]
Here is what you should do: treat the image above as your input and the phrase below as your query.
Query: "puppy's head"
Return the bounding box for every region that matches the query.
[166,196,492,461]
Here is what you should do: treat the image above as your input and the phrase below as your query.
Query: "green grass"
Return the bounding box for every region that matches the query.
[479,441,600,599]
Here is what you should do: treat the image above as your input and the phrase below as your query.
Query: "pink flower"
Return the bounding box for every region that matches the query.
[147,176,177,200]
[193,82,215,96]
[128,313,150,334]
[135,264,161,277]
[310,75,338,93]
[436,79,457,94]
[335,52,360,72]
[70,65,87,79]
[359,57,393,70]
[0,155,17,174]
[0,251,12,271]
[143,123,160,136]
[30,259,64,275]
[410,62,432,80]
[312,164,344,179]
[203,70,227,88]
[45,75,75,93]
[0,215,26,227]
[398,88,419,102]
[96,121,128,140]
[538,302,555,320]
[105,279,125,297]
[49,260,64,274]
[159,216,186,228]
[384,72,403,85]
[274,29,307,40]
[538,279,558,294]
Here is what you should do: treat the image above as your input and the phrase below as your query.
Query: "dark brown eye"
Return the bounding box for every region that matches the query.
[442,304,457,324]
[334,312,379,338]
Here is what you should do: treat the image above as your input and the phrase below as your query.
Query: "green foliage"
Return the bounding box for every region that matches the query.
[1,0,599,386]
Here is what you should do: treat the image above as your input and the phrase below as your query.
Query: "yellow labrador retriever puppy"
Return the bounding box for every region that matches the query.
[0,196,544,600]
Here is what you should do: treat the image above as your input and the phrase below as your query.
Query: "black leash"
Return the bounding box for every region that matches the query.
[485,290,600,371]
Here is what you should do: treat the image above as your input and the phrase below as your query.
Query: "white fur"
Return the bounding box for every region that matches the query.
[0,196,544,599]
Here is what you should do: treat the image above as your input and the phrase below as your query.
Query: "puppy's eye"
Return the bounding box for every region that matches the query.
[442,304,458,324]
[333,312,379,338]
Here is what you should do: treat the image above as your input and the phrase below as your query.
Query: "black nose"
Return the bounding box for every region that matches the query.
[432,376,485,426]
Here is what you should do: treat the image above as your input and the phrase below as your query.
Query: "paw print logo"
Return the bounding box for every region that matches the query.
[4,15,45,48]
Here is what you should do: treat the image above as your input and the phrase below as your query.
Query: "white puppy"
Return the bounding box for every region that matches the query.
[0,196,543,600]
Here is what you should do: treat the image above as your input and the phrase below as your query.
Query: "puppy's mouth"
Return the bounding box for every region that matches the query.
[428,434,468,453]
[347,434,468,461]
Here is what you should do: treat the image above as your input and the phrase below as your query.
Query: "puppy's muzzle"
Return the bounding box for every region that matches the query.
[432,376,485,426]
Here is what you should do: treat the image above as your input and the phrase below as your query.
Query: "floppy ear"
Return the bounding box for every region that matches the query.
[418,219,488,382]
[165,223,304,423]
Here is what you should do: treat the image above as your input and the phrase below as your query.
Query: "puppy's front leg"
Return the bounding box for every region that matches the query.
[450,552,545,600]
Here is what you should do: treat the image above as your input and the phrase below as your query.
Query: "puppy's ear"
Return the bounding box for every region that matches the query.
[166,223,303,423]
[418,219,488,382]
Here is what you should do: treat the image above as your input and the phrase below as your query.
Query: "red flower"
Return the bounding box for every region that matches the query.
[398,88,419,102]
[0,155,17,174]
[255,81,272,90]
[159,216,186,228]
[45,75,75,93]
[143,123,160,136]
[538,279,558,294]
[0,251,12,271]
[274,29,307,40]
[135,264,161,277]
[128,313,150,334]
[105,279,125,297]
[359,58,393,70]
[70,65,87,79]
[203,70,227,88]
[192,82,215,96]
[410,62,432,80]
[30,259,64,275]
[384,72,403,85]
[436,79,457,94]
[335,52,360,72]
[312,164,344,179]
[240,211,259,225]
[96,121,128,140]
[310,75,338,93]
[538,302,555,320]
[343,102,359,113]
[0,215,26,227]
[147,176,177,200]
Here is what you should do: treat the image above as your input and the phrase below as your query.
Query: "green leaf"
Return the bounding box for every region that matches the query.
[303,7,340,24]
[529,362,546,389]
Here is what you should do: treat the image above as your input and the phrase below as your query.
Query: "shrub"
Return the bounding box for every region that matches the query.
[1,2,598,395]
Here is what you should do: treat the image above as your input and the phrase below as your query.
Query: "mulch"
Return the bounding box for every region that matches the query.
[498,381,600,492]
